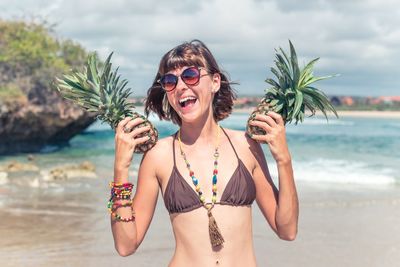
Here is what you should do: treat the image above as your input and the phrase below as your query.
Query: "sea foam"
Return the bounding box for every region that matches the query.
[268,158,397,185]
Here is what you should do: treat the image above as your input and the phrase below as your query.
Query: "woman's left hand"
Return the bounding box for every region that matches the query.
[249,111,291,164]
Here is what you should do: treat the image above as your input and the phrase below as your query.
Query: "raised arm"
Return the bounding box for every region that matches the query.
[248,111,299,241]
[111,117,160,256]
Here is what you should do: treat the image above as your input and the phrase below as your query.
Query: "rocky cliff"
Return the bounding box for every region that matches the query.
[0,91,96,154]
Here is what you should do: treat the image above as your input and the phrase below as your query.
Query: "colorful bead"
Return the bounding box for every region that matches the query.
[213,169,218,175]
[213,175,217,184]
[212,185,217,192]
[195,185,201,192]
[192,177,198,185]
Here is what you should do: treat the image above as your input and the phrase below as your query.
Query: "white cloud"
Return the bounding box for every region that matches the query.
[1,0,399,96]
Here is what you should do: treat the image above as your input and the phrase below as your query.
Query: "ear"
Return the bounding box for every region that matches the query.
[211,73,221,93]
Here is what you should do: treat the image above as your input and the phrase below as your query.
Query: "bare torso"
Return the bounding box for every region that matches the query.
[168,206,257,267]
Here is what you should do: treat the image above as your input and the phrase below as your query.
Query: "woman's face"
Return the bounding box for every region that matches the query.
[164,65,221,125]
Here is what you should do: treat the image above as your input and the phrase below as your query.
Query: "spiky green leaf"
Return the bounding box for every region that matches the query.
[260,40,338,124]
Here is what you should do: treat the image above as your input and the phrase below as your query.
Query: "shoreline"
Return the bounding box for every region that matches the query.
[233,108,400,118]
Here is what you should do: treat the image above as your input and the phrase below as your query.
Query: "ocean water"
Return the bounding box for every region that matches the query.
[1,111,399,187]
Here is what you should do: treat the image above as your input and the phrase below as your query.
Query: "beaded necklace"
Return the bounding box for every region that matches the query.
[178,125,225,247]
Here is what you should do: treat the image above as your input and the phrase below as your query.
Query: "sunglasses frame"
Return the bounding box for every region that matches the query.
[158,66,210,92]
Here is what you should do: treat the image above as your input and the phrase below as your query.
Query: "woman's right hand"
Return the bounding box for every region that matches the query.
[113,117,151,180]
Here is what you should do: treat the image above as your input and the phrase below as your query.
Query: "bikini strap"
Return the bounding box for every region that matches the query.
[172,132,177,166]
[220,127,239,160]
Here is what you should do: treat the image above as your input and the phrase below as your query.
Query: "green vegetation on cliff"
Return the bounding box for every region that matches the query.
[0,19,88,103]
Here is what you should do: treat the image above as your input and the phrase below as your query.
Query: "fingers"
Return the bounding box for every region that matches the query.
[117,116,146,134]
[255,113,277,127]
[134,135,151,146]
[124,117,146,132]
[248,119,272,134]
[250,133,270,144]
[250,111,284,129]
[117,117,132,132]
[128,125,151,139]
[115,116,152,147]
[264,111,284,126]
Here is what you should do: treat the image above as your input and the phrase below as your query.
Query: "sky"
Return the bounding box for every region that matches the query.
[1,0,399,97]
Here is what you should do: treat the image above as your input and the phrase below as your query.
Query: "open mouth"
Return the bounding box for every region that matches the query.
[179,96,197,108]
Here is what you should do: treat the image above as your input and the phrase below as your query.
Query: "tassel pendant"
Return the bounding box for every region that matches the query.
[208,209,224,247]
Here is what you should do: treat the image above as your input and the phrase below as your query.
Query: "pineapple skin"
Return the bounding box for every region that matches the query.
[129,112,159,154]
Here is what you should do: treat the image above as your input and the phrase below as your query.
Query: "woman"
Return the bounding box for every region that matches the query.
[110,40,298,266]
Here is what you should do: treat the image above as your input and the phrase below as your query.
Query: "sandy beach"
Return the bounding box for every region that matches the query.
[1,179,399,267]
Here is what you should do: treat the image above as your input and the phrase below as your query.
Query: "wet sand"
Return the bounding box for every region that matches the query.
[1,177,399,267]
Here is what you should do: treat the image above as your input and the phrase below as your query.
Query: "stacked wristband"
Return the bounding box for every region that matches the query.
[108,182,135,222]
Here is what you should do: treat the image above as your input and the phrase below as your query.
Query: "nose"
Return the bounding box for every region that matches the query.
[175,75,187,91]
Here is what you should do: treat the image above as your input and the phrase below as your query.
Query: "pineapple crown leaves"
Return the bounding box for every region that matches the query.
[56,52,135,129]
[264,40,339,124]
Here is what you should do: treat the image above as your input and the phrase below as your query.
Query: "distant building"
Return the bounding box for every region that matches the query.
[341,96,354,106]
[367,96,400,105]
[330,96,341,106]
[328,96,355,106]
[379,96,400,104]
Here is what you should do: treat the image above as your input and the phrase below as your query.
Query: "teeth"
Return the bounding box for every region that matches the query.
[179,96,197,104]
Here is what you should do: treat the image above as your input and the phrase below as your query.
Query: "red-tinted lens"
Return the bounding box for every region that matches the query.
[181,67,201,85]
[160,74,178,91]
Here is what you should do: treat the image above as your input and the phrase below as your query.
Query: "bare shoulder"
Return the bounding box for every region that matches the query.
[144,135,174,157]
[222,128,261,154]
[140,134,175,178]
[221,128,263,169]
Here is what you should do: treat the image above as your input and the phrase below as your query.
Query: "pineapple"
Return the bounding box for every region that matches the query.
[247,40,338,136]
[57,52,158,153]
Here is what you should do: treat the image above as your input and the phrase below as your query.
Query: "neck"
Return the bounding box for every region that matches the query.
[179,118,219,147]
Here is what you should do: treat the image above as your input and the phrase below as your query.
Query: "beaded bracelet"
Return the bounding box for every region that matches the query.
[112,193,132,199]
[110,183,133,197]
[111,204,136,222]
[109,182,134,189]
[108,181,135,222]
[112,201,133,212]
[112,212,135,222]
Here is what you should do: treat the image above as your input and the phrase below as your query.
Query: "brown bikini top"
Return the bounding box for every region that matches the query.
[163,127,256,214]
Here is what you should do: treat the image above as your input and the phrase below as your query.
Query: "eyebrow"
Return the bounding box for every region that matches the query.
[166,65,196,75]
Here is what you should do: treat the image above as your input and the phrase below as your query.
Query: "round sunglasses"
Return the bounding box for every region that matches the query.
[158,66,209,92]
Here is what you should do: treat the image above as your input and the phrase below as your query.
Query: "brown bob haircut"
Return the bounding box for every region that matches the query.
[144,40,237,126]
